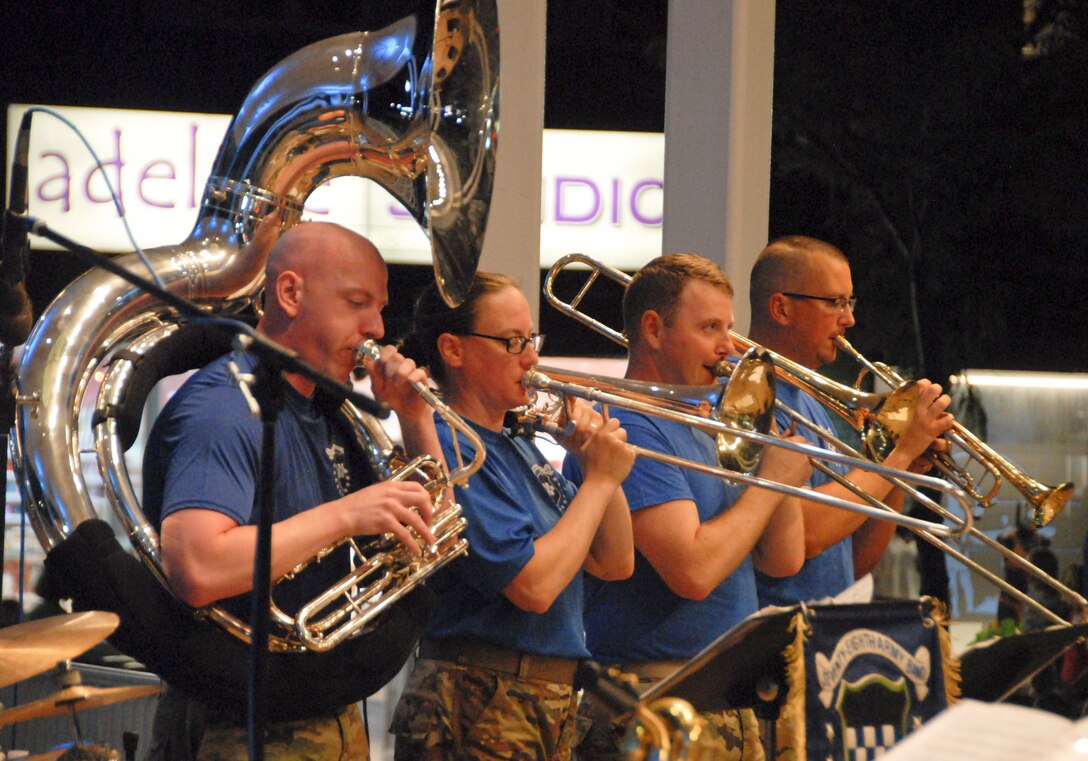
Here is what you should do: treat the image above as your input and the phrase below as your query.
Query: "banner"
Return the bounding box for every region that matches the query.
[798,600,955,761]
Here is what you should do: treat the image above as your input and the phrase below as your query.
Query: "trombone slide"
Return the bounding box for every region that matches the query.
[521,367,972,540]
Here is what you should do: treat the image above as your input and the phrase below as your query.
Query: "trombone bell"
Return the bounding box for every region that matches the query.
[713,350,776,474]
[862,381,922,462]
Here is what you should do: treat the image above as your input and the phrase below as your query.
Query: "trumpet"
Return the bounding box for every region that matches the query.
[834,334,1073,527]
[542,253,1087,625]
[265,339,483,652]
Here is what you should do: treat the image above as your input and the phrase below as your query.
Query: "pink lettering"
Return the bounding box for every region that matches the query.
[36,151,73,212]
[555,177,601,224]
[138,160,176,209]
[84,128,125,215]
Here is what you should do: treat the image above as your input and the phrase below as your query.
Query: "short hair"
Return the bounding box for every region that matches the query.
[623,254,733,347]
[400,272,518,386]
[749,236,847,316]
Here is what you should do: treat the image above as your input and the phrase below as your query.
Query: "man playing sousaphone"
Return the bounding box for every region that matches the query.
[142,222,442,760]
[565,253,812,761]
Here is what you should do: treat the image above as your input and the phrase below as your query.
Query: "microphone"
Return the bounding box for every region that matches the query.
[0,110,34,346]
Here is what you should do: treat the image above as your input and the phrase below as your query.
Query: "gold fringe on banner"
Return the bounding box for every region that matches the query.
[772,609,813,761]
[924,596,962,704]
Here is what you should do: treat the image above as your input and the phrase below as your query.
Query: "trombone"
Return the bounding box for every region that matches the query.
[520,357,976,540]
[542,253,1087,626]
[546,252,1072,526]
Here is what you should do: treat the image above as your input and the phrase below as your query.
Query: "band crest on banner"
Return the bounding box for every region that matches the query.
[783,599,954,761]
[815,628,932,707]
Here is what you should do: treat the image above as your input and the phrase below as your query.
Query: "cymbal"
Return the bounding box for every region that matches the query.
[0,612,120,688]
[0,681,160,726]
[24,744,121,760]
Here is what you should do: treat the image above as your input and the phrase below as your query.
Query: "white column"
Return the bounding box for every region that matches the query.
[480,0,547,322]
[662,0,776,334]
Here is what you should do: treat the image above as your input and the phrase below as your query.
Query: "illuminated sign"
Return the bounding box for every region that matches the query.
[7,105,663,270]
[541,129,663,269]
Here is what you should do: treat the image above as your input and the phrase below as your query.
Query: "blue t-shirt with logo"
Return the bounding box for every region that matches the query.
[423,416,589,658]
[142,351,371,622]
[564,410,759,663]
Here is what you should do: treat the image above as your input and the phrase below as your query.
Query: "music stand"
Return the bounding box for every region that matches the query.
[640,605,801,718]
[958,624,1088,703]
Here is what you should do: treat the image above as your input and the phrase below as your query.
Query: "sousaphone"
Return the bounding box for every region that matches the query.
[10,0,498,718]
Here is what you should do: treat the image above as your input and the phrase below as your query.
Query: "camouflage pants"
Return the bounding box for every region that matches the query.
[198,703,369,761]
[389,657,580,760]
[575,676,765,761]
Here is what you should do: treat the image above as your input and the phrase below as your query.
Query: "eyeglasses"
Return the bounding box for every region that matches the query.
[781,292,858,313]
[459,332,546,354]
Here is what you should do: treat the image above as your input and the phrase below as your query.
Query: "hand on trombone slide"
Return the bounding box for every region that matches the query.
[554,399,636,488]
[758,420,813,488]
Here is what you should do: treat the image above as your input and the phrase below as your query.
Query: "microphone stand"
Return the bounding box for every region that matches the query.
[23,215,388,761]
[1,342,14,615]
[246,345,283,761]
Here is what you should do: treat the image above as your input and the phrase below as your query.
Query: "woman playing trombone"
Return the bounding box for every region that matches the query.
[390,272,635,761]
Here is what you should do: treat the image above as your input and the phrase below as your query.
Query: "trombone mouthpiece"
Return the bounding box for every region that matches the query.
[521,367,551,388]
[711,359,733,378]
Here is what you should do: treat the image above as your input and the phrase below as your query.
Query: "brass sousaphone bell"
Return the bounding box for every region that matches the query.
[11,0,498,672]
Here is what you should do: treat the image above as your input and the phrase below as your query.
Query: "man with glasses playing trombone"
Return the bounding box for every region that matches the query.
[566,253,812,761]
[746,235,955,609]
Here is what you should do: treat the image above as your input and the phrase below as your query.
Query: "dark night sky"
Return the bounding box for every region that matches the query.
[1,1,1085,372]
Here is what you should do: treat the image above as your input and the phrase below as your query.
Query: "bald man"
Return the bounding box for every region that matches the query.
[747,235,954,607]
[142,222,442,760]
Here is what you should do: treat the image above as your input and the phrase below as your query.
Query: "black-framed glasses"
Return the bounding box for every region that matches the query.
[781,292,858,313]
[459,332,546,354]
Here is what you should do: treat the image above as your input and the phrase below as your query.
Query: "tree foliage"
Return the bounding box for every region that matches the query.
[770,0,1088,379]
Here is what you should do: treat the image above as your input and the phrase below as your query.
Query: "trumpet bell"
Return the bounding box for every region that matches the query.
[1028,481,1073,527]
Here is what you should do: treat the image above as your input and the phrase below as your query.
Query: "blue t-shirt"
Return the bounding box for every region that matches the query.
[755,382,854,606]
[142,351,373,622]
[424,416,589,658]
[564,409,759,663]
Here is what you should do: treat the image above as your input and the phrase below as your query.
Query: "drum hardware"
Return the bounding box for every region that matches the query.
[0,661,152,761]
[0,665,159,727]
